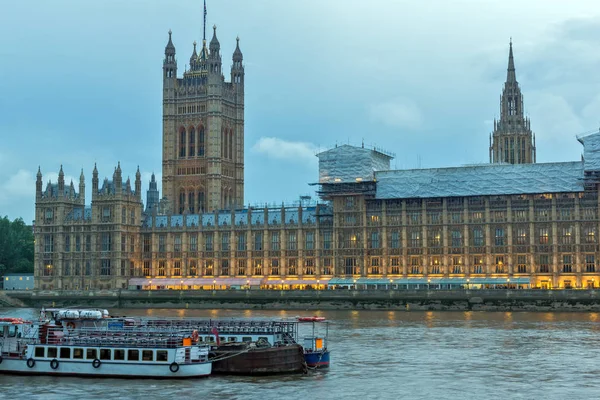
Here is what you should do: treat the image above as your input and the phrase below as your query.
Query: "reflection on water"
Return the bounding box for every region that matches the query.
[1,309,600,399]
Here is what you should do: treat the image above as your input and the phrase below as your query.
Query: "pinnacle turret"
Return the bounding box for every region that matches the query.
[209,25,220,55]
[233,36,243,62]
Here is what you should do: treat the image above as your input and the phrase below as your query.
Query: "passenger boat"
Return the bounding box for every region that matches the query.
[300,320,331,369]
[0,316,212,378]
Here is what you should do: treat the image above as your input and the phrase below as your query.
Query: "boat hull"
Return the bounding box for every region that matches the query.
[0,357,211,379]
[304,350,330,368]
[211,344,305,375]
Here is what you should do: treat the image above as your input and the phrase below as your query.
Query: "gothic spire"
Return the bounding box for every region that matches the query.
[507,38,516,83]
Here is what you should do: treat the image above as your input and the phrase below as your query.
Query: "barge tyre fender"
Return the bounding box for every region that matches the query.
[26,358,35,368]
[169,362,179,373]
[50,359,59,370]
[92,359,101,369]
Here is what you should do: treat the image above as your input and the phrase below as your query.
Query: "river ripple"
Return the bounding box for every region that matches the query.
[0,309,599,400]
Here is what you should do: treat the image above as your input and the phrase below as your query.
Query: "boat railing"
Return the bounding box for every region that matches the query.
[136,319,298,336]
[40,326,202,349]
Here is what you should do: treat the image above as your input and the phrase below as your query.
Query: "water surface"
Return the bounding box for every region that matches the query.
[0,309,598,400]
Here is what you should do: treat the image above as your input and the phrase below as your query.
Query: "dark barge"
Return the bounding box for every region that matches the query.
[211,342,305,375]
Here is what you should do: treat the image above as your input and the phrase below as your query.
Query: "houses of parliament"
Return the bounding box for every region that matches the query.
[34,15,600,291]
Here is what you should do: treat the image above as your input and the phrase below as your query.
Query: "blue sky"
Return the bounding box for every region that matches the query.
[1,0,600,223]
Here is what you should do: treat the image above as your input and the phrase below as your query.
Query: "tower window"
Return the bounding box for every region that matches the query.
[179,129,186,158]
[189,127,195,157]
[198,126,205,156]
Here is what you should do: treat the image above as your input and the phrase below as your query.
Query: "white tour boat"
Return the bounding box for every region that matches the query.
[0,316,212,379]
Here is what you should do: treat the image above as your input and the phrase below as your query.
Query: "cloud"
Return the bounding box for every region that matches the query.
[252,137,318,164]
[2,169,35,198]
[368,99,423,129]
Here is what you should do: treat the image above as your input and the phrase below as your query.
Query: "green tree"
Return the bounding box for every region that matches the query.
[0,216,34,276]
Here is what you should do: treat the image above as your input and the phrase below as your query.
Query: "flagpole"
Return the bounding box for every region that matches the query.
[203,0,207,42]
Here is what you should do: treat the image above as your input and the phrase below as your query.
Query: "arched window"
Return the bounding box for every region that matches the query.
[198,125,205,156]
[189,127,195,157]
[198,190,205,213]
[179,128,186,158]
[229,129,234,160]
[179,190,185,214]
[188,192,195,214]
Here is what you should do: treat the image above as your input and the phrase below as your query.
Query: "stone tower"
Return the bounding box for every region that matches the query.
[489,40,536,164]
[162,13,244,215]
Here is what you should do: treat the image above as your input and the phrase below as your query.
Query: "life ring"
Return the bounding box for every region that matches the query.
[26,358,35,368]
[50,359,59,370]
[169,362,179,373]
[66,322,76,330]
[92,358,101,369]
[191,330,199,342]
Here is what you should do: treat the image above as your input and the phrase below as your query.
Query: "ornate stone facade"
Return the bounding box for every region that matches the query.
[162,26,244,214]
[33,20,600,291]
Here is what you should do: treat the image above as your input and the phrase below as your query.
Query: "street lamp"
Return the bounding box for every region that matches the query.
[353,279,357,291]
[466,278,470,290]
[281,279,284,290]
[507,278,510,290]
[317,279,320,290]
[213,279,216,291]
[180,280,183,291]
[246,279,250,290]
[149,280,152,291]
[428,278,431,290]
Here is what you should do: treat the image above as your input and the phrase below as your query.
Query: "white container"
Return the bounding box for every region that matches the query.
[79,310,102,319]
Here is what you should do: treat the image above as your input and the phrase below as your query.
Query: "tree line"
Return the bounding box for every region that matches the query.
[0,216,34,276]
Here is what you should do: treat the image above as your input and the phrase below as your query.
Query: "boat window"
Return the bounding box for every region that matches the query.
[156,351,168,362]
[47,347,57,358]
[242,337,252,342]
[8,326,17,338]
[60,348,71,359]
[73,348,84,359]
[197,337,203,342]
[99,349,111,361]
[228,337,236,342]
[34,347,45,358]
[205,336,213,343]
[258,337,269,343]
[86,349,97,360]
[128,349,139,361]
[113,349,125,361]
[142,350,153,361]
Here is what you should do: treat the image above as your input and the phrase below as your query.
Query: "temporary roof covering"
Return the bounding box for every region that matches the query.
[129,278,263,286]
[578,131,600,171]
[375,161,584,199]
[317,145,393,183]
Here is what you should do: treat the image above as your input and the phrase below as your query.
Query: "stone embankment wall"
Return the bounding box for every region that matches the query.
[5,289,600,311]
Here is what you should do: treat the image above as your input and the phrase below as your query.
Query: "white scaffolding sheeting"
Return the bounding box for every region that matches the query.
[579,132,600,171]
[317,145,392,183]
[375,161,584,199]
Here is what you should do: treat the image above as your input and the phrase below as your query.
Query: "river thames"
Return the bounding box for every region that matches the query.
[1,309,599,399]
